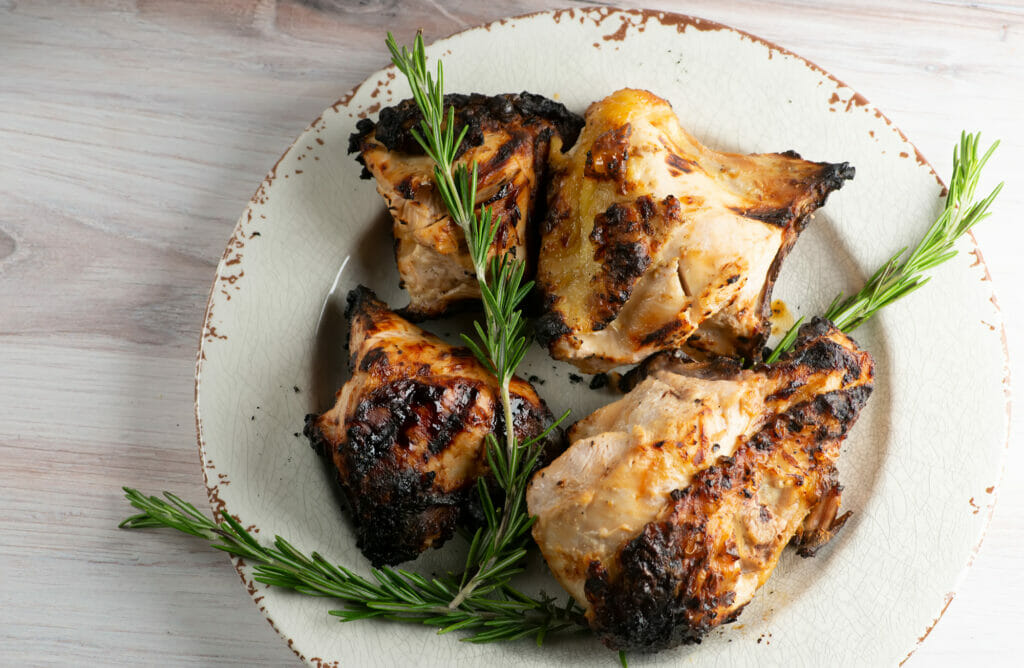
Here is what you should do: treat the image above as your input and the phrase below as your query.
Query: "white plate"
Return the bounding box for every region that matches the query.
[195,8,1009,666]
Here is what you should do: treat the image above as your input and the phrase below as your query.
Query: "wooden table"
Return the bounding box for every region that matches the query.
[2,1,1020,664]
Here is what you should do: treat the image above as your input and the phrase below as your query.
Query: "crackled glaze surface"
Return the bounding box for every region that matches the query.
[195,9,1008,666]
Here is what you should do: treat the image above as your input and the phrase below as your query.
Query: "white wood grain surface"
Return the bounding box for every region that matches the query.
[1,1,1021,665]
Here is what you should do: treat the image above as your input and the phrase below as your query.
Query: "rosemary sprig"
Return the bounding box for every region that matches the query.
[766,132,1002,363]
[386,31,567,609]
[119,489,585,643]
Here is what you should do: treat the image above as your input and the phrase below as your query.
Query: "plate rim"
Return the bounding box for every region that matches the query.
[193,7,1012,666]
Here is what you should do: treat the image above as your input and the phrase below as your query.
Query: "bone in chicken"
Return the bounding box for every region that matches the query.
[526,318,873,651]
[350,93,583,319]
[304,286,558,566]
[535,88,854,372]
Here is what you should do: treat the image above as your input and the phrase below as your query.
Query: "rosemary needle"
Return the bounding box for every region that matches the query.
[385,30,569,610]
[119,488,585,642]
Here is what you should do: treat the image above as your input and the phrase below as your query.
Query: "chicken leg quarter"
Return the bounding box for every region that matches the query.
[526,318,874,651]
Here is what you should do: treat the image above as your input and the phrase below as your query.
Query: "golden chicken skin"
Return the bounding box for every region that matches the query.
[535,88,854,372]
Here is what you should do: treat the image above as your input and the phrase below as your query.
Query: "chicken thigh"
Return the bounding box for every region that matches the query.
[305,286,558,566]
[350,93,583,318]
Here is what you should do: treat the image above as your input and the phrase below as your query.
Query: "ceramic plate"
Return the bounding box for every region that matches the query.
[195,8,1008,666]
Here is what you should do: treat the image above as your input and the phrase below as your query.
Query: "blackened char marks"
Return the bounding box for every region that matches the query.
[534,309,571,347]
[584,381,873,651]
[316,289,565,565]
[311,376,481,567]
[345,285,389,370]
[809,385,872,432]
[303,412,332,458]
[485,131,527,172]
[590,205,650,324]
[425,387,480,455]
[664,152,696,176]
[494,391,564,466]
[358,346,388,372]
[309,373,556,567]
[728,205,793,228]
[584,453,751,651]
[346,380,442,477]
[348,118,375,154]
[462,390,565,528]
[587,196,678,328]
[481,181,514,207]
[348,92,584,159]
[636,194,656,222]
[345,284,371,317]
[584,123,632,188]
[640,321,684,347]
[603,242,650,290]
[396,175,417,200]
[304,406,462,566]
[514,91,585,149]
[764,317,863,384]
[349,466,463,567]
[311,285,564,566]
[349,118,375,179]
[727,160,854,229]
[480,180,523,247]
[350,94,583,319]
[589,196,657,248]
[618,349,697,393]
[818,161,856,193]
[589,242,650,330]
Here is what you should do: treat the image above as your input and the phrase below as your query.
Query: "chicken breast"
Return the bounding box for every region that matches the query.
[350,93,583,319]
[535,89,854,372]
[304,286,558,566]
[526,318,874,651]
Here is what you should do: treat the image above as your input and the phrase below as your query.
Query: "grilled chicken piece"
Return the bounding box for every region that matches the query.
[304,286,558,567]
[536,89,854,372]
[527,318,873,651]
[350,93,583,319]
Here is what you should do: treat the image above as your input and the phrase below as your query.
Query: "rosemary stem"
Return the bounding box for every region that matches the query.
[767,131,1001,362]
[384,30,557,616]
[501,383,515,463]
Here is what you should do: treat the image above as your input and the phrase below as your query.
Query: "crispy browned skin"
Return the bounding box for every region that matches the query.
[535,89,854,371]
[350,93,583,319]
[527,318,873,651]
[304,286,558,566]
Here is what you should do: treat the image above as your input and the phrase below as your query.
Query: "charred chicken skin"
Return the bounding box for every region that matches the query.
[304,286,558,567]
[526,318,874,651]
[349,93,583,319]
[535,89,854,372]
